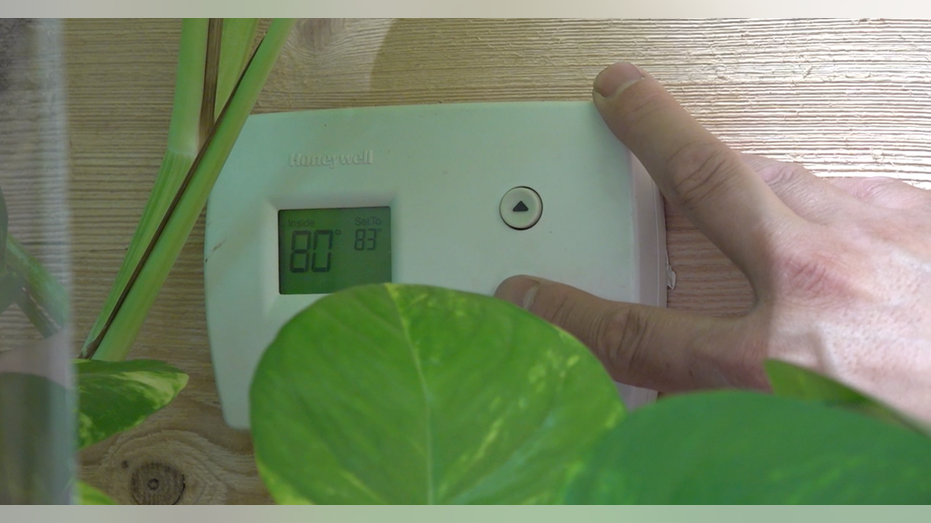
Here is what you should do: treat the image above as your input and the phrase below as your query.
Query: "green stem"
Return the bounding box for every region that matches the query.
[14,287,57,338]
[215,19,260,120]
[2,169,69,335]
[80,19,209,358]
[200,18,223,145]
[84,19,295,361]
[5,236,69,331]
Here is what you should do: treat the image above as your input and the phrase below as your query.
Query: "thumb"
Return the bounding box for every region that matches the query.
[494,275,757,392]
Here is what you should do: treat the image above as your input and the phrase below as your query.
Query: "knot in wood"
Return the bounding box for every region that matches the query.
[131,462,185,505]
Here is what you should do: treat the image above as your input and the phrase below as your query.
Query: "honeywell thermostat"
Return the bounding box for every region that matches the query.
[204,101,668,430]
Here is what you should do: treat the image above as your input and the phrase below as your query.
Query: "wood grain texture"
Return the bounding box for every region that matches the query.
[66,18,931,504]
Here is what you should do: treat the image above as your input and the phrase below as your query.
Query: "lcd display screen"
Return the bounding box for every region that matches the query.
[278,207,391,294]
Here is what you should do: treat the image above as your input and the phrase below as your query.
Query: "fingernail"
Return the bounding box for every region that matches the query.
[593,62,644,99]
[494,276,540,310]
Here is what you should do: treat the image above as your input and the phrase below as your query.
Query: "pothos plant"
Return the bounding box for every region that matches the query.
[2,18,931,505]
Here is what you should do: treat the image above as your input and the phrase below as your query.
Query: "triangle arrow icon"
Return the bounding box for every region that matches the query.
[512,201,529,213]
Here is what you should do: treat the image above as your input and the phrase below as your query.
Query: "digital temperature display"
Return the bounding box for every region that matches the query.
[278,207,391,295]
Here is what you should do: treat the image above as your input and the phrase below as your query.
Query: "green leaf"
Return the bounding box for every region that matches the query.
[75,481,116,505]
[250,283,624,504]
[565,391,931,504]
[765,359,930,434]
[76,359,188,449]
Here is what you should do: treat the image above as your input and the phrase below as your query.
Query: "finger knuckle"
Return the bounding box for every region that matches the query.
[614,87,672,136]
[534,283,576,326]
[852,176,900,201]
[665,140,740,209]
[845,177,931,210]
[597,307,653,383]
[757,162,810,190]
[768,240,858,300]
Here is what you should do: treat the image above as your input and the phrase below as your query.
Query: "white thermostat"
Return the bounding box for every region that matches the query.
[204,101,668,430]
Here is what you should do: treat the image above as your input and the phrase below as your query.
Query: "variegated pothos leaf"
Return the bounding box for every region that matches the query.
[76,359,188,449]
[250,284,625,504]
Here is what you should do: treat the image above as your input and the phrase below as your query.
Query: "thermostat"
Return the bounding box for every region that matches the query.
[204,101,668,430]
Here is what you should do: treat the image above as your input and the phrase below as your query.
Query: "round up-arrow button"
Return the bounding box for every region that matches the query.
[500,186,542,230]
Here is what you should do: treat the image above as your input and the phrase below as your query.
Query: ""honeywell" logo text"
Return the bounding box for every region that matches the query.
[289,150,374,169]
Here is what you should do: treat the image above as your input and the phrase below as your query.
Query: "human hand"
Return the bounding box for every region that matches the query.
[494,62,931,422]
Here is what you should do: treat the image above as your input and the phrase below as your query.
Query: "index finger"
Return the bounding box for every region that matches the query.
[592,63,797,278]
